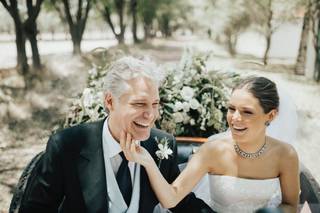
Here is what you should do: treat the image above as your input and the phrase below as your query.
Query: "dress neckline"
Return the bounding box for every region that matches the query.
[209,174,280,181]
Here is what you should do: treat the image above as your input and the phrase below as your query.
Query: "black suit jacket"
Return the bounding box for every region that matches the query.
[20,119,214,213]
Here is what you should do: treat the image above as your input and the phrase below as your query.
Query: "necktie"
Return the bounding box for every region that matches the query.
[116,152,132,206]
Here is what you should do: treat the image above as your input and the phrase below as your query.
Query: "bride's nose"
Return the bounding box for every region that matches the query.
[232,110,242,121]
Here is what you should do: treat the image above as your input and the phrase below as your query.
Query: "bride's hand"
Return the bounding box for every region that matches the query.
[120,131,154,167]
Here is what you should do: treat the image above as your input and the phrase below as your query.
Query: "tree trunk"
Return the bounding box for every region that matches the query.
[263,32,272,65]
[71,27,82,55]
[28,33,41,70]
[144,24,152,41]
[60,0,91,55]
[263,0,273,65]
[115,0,125,44]
[295,2,311,75]
[226,31,236,56]
[130,0,139,43]
[14,19,29,75]
[101,0,126,44]
[25,21,41,70]
[314,17,320,81]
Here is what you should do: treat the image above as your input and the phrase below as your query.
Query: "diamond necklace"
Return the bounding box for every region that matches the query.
[234,137,267,159]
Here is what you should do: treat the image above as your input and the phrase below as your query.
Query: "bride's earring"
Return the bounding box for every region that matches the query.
[265,121,270,126]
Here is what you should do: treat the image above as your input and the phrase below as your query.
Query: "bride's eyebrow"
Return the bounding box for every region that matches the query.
[241,107,255,111]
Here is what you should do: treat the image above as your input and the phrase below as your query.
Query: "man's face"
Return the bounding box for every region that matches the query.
[106,77,160,142]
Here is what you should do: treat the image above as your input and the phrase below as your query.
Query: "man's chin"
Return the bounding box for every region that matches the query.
[132,131,151,141]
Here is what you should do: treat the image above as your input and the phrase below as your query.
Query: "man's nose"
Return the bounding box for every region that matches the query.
[143,108,153,119]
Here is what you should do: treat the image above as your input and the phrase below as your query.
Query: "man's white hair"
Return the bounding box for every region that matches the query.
[103,56,164,100]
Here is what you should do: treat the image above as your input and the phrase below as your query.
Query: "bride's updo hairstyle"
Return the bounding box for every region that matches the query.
[233,76,279,114]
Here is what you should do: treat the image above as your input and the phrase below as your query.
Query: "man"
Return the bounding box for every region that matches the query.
[19,57,213,213]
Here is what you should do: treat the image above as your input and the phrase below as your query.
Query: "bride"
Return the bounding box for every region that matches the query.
[121,76,300,213]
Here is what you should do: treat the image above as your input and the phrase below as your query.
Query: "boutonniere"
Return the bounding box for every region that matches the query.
[155,136,173,168]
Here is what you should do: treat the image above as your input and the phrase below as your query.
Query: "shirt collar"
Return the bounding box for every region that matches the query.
[102,118,122,158]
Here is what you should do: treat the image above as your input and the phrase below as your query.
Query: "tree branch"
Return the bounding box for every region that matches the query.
[62,0,75,28]
[102,4,118,36]
[80,0,91,37]
[76,0,83,22]
[0,0,13,17]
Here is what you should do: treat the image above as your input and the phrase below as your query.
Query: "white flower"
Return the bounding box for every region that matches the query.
[182,112,190,124]
[190,118,195,126]
[189,98,200,110]
[172,112,184,123]
[156,143,173,160]
[173,101,184,112]
[181,86,194,101]
[155,137,173,167]
[82,88,94,107]
[182,102,190,112]
[190,69,197,75]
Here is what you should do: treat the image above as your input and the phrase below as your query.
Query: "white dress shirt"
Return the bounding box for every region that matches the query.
[102,118,135,183]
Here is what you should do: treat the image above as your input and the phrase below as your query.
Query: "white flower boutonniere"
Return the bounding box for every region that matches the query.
[155,136,173,168]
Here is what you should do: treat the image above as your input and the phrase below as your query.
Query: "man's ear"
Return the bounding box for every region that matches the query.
[104,93,114,112]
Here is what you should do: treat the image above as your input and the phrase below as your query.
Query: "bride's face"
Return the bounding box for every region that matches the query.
[227,88,271,143]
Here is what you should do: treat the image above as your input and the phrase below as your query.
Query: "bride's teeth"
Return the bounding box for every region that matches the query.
[233,126,246,130]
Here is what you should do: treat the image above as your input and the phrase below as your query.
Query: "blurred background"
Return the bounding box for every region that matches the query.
[0,0,319,212]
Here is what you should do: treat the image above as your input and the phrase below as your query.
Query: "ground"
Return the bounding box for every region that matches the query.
[0,38,319,212]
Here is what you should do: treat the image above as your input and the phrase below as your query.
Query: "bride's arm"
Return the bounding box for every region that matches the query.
[278,144,299,213]
[120,131,210,208]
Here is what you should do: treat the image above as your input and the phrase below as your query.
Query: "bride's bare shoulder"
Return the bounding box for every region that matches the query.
[268,136,298,161]
[201,137,233,154]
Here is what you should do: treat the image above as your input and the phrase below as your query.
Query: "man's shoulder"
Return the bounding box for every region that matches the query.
[49,119,105,151]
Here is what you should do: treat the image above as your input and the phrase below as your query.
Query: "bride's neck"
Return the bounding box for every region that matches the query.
[235,136,267,153]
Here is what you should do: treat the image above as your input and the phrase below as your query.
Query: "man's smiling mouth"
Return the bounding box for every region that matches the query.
[133,121,149,128]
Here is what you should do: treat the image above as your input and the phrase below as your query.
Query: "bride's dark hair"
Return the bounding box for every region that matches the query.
[233,76,279,113]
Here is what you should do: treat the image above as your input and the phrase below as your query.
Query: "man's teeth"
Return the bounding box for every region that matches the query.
[134,122,149,127]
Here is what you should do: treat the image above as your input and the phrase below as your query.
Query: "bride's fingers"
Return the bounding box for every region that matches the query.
[120,130,126,151]
[125,133,132,152]
[130,140,138,153]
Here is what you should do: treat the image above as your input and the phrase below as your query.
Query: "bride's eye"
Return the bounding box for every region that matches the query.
[244,111,253,115]
[228,107,235,112]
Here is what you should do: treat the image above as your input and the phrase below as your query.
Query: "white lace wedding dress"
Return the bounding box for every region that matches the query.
[207,175,282,213]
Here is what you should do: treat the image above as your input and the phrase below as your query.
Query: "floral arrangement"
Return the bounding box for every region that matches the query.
[63,49,240,137]
[156,49,238,137]
[63,52,110,127]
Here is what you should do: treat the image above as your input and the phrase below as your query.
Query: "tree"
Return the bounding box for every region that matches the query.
[130,0,139,43]
[138,0,159,40]
[295,0,312,75]
[223,12,251,56]
[96,0,127,44]
[25,0,44,70]
[312,0,320,81]
[51,0,92,54]
[0,0,44,74]
[245,0,301,65]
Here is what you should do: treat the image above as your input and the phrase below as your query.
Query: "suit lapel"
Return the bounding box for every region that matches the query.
[77,120,108,213]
